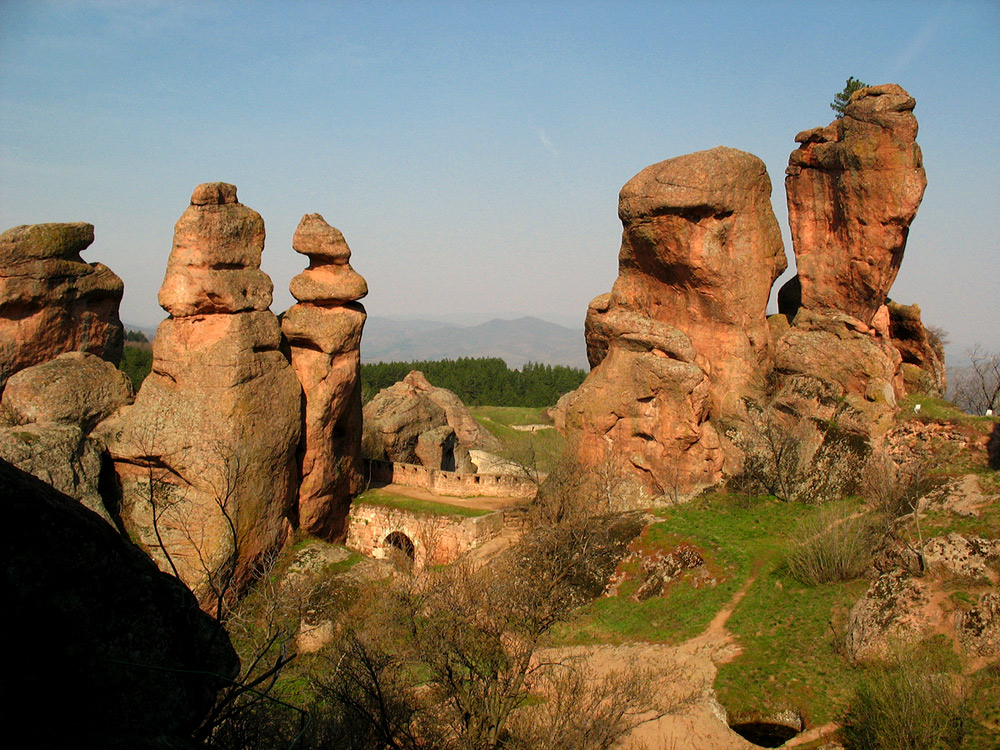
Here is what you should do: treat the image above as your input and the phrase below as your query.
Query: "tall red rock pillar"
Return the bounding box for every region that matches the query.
[281,214,367,539]
[109,183,301,608]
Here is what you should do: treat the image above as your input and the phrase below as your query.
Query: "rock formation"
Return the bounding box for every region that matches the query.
[281,214,368,539]
[785,83,926,325]
[108,183,301,607]
[0,352,134,525]
[362,371,482,473]
[2,458,239,746]
[562,147,786,500]
[887,301,946,396]
[771,84,928,439]
[0,222,124,389]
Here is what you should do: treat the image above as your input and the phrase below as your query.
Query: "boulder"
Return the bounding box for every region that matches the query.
[362,371,479,472]
[109,183,301,608]
[282,214,368,539]
[957,593,1000,657]
[0,222,124,389]
[1,458,239,746]
[785,84,926,325]
[844,570,937,662]
[887,301,946,396]
[0,351,133,431]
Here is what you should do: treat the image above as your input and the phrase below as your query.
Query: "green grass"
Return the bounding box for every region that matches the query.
[470,405,565,474]
[355,489,491,518]
[548,494,879,726]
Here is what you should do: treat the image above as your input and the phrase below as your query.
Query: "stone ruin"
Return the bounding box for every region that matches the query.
[559,83,940,502]
[0,82,949,605]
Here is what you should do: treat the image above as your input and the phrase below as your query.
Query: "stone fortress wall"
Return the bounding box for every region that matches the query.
[346,499,505,568]
[363,458,537,499]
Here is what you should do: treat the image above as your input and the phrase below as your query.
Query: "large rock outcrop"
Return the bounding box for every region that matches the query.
[785,84,926,325]
[0,222,124,389]
[1,458,239,747]
[108,183,301,607]
[281,214,367,539]
[562,147,786,500]
[362,371,482,473]
[771,84,928,439]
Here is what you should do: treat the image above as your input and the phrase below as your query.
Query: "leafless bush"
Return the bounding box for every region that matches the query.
[951,344,1000,416]
[727,401,867,504]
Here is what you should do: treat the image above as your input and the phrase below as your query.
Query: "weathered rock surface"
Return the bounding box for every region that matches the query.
[591,146,786,410]
[109,183,301,607]
[847,532,1000,662]
[0,423,111,523]
[770,308,903,437]
[1,351,133,431]
[564,148,784,500]
[282,214,367,539]
[0,222,124,388]
[887,300,946,396]
[1,458,239,746]
[785,84,926,325]
[0,352,134,526]
[362,371,479,472]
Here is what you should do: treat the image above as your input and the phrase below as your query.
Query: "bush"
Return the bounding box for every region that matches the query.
[785,504,877,586]
[841,648,968,750]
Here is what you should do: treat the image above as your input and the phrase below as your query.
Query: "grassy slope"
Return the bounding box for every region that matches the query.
[470,405,565,474]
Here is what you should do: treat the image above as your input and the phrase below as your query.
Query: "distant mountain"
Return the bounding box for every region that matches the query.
[362,316,589,369]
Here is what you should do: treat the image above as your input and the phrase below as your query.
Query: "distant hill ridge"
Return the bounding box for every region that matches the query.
[361,315,588,369]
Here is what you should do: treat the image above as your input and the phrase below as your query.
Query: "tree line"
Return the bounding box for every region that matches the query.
[361,357,587,407]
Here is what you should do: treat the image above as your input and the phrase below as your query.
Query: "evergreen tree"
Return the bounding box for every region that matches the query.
[830,76,868,117]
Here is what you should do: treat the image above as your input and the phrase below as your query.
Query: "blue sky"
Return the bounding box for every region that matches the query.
[1,0,997,360]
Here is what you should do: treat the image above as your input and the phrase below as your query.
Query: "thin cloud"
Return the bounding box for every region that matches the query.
[537,128,559,157]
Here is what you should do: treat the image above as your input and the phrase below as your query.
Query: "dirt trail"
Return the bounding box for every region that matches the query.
[537,573,766,750]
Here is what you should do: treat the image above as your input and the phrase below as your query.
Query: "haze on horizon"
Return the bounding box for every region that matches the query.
[1,0,997,363]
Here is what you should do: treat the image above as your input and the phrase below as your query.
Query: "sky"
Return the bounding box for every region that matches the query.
[1,0,998,362]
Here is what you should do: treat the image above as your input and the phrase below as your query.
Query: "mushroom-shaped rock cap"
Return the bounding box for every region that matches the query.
[0,222,95,263]
[191,182,239,206]
[288,214,368,303]
[619,146,771,223]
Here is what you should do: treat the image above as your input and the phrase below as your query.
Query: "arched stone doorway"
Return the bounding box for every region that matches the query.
[383,530,416,569]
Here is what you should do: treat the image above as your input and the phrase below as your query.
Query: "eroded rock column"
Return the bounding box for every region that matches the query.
[563,147,786,501]
[281,214,367,539]
[109,183,301,607]
[0,222,124,388]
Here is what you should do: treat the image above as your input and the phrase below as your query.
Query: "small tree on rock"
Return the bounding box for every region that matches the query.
[831,76,868,117]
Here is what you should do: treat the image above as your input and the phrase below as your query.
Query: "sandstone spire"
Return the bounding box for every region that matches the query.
[109,183,301,608]
[281,213,367,539]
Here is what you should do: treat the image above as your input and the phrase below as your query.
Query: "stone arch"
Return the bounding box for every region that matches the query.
[382,530,416,568]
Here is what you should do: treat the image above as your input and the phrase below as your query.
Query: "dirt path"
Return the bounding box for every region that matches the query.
[537,573,765,750]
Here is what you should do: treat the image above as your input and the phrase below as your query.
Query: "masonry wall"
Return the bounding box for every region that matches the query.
[346,501,505,567]
[364,458,536,498]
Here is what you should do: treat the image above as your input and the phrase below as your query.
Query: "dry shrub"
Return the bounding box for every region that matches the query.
[727,401,867,504]
[841,647,969,750]
[785,504,878,586]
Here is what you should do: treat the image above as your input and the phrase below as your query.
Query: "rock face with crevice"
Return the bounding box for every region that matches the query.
[108,183,301,608]
[0,352,134,525]
[0,222,124,389]
[770,84,928,440]
[2,458,239,747]
[784,83,926,326]
[281,214,368,539]
[563,147,786,501]
[887,300,946,397]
